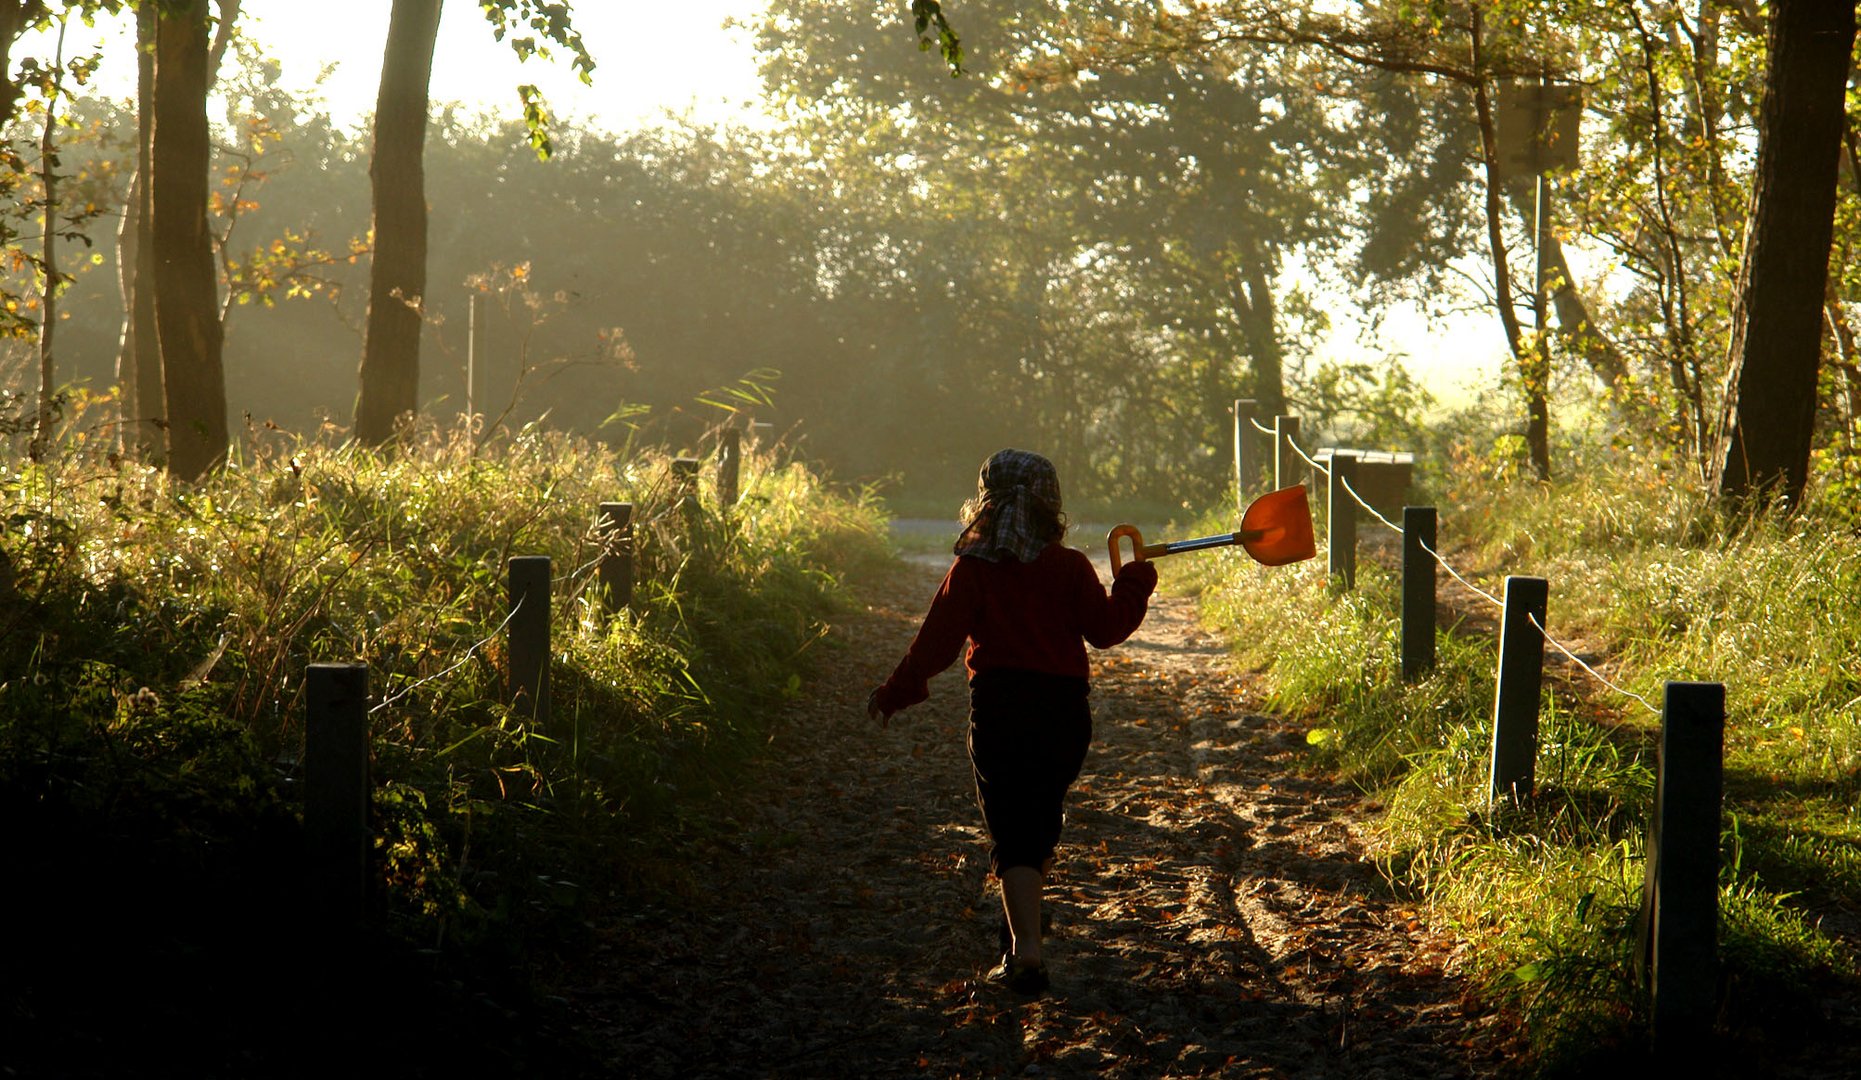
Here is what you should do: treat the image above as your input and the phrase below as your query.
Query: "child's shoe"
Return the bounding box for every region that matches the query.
[988,952,1050,996]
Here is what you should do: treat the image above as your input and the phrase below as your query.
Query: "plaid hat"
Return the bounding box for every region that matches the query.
[953,449,1063,563]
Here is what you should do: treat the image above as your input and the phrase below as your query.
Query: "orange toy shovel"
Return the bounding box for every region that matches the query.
[1108,485,1317,573]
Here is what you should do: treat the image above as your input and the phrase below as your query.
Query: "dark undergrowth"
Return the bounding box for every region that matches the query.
[1,417,890,1077]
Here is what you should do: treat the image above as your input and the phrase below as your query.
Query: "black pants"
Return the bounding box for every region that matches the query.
[967,668,1092,874]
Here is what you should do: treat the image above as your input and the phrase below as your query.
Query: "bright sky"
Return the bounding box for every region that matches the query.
[64,0,771,132]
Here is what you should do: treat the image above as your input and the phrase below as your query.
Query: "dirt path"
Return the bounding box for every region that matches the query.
[572,558,1516,1077]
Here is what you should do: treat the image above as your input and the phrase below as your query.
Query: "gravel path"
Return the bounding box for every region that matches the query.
[571,557,1517,1077]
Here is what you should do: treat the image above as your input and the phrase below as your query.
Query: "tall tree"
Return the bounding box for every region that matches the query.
[1713,0,1857,510]
[353,0,441,445]
[354,0,594,444]
[26,11,66,461]
[116,0,234,456]
[150,0,226,479]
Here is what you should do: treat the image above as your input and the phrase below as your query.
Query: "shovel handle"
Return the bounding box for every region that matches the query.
[1107,524,1167,574]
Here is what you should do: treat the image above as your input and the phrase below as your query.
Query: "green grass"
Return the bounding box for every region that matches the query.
[1182,436,1861,1072]
[1,413,891,1073]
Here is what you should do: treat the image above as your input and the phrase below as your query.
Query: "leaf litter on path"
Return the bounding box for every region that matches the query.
[571,560,1518,1077]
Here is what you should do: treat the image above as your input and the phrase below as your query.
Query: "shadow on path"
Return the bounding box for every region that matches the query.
[571,557,1515,1077]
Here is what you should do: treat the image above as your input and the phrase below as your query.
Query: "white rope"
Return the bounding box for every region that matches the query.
[370,599,524,714]
[1248,417,1277,436]
[1417,536,1504,610]
[1337,474,1405,537]
[552,549,607,587]
[1527,611,1662,717]
[1285,433,1331,478]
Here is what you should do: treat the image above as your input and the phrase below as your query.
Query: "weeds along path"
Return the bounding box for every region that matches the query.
[572,557,1515,1077]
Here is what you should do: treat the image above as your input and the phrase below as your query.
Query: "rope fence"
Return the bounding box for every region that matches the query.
[304,422,755,927]
[1230,397,1722,1048]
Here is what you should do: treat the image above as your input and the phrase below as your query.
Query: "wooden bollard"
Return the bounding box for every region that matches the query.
[1327,450,1359,590]
[1400,506,1438,681]
[1488,575,1548,807]
[598,502,633,612]
[718,427,742,508]
[1233,398,1258,510]
[1638,681,1724,1055]
[304,662,369,923]
[1273,415,1301,492]
[673,456,702,531]
[508,556,550,724]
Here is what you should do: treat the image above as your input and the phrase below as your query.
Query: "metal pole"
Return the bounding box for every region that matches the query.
[1638,681,1724,1057]
[466,292,481,429]
[1488,575,1548,807]
[1273,415,1301,492]
[598,502,633,613]
[1327,450,1359,589]
[1400,507,1438,681]
[305,662,369,924]
[508,556,550,725]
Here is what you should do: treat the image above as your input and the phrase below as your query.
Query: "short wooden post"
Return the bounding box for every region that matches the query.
[718,427,742,507]
[1488,575,1548,806]
[1273,415,1302,492]
[508,556,550,724]
[1233,398,1258,509]
[1401,506,1438,681]
[598,502,633,612]
[304,662,369,923]
[1327,450,1359,589]
[1638,681,1724,1056]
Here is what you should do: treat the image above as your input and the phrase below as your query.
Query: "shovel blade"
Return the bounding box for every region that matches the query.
[1240,485,1317,566]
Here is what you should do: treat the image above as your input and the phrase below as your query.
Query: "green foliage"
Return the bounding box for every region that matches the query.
[1,421,890,1063]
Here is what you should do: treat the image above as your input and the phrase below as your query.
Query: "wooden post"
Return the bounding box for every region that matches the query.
[673,456,702,528]
[304,662,369,923]
[1233,398,1258,509]
[1401,506,1438,681]
[598,501,633,613]
[718,427,742,508]
[1273,415,1302,492]
[1327,450,1359,589]
[1638,681,1724,1056]
[1488,575,1548,807]
[508,556,550,724]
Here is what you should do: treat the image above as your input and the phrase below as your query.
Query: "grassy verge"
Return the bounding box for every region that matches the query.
[1,422,890,1075]
[1182,440,1859,1073]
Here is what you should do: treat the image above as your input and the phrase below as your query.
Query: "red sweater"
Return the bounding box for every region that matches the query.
[874,544,1156,714]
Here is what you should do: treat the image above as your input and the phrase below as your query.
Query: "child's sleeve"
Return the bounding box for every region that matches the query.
[872,560,979,714]
[1080,557,1156,648]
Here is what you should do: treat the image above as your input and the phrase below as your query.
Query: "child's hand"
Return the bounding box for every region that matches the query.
[866,687,894,727]
[1115,559,1159,591]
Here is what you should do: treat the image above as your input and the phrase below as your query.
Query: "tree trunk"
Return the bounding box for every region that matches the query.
[1229,258,1284,423]
[1469,10,1547,479]
[355,0,442,445]
[28,16,64,463]
[151,0,227,481]
[116,4,162,457]
[1713,0,1857,510]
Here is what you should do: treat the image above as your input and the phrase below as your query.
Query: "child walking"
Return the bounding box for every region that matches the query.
[867,449,1157,995]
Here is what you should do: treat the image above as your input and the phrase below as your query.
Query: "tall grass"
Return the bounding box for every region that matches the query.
[1,415,890,1069]
[1183,435,1859,1071]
